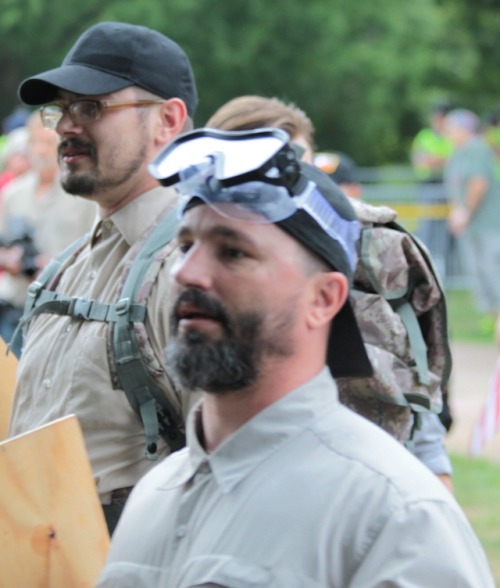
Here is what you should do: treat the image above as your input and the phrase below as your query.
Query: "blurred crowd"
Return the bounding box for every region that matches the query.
[0,106,96,355]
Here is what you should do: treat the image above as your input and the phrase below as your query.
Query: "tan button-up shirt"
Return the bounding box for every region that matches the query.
[8,186,188,503]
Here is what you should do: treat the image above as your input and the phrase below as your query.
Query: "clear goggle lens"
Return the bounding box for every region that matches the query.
[149,128,292,187]
[177,159,360,271]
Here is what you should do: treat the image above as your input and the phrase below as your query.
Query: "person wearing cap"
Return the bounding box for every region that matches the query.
[444,108,500,341]
[7,21,197,534]
[97,129,494,588]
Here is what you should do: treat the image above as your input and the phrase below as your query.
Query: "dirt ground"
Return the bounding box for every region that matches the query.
[445,342,500,462]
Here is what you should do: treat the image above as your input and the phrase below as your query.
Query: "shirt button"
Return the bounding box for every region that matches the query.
[42,379,52,389]
[199,463,210,474]
[88,270,97,279]
[176,525,188,538]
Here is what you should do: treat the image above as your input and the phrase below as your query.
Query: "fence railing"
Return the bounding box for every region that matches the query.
[356,165,470,291]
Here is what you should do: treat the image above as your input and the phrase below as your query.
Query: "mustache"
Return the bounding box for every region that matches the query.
[171,289,230,329]
[58,137,97,159]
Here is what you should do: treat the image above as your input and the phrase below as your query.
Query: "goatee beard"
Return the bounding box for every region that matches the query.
[59,138,97,195]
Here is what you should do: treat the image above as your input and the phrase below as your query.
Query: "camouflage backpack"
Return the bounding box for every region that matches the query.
[336,198,452,442]
[19,207,184,460]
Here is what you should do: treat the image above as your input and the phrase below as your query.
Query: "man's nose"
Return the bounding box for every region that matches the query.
[171,245,214,291]
[55,111,83,135]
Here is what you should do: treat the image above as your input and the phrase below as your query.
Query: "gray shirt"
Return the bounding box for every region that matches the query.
[98,368,494,587]
[444,136,500,236]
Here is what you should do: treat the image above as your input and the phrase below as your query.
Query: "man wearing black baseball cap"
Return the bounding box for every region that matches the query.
[8,22,197,534]
[98,129,494,588]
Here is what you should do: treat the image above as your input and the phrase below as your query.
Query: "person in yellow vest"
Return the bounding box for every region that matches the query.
[410,103,454,281]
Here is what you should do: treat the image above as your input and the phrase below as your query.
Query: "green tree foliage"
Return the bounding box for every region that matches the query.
[0,0,494,164]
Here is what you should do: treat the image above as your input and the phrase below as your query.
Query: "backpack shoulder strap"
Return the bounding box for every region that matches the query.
[111,207,184,460]
[9,233,91,353]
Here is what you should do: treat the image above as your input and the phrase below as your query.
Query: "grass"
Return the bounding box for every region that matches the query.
[451,454,500,583]
[445,288,496,345]
[445,289,499,581]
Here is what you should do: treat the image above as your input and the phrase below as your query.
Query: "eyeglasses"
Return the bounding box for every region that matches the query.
[39,99,164,130]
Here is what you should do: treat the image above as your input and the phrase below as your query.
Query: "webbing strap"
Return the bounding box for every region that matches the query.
[8,234,91,353]
[25,293,146,323]
[393,301,430,387]
[113,208,184,460]
[24,234,90,317]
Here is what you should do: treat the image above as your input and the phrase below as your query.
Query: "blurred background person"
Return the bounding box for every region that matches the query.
[0,105,30,155]
[205,94,315,163]
[444,108,500,341]
[314,151,362,200]
[0,111,97,355]
[410,102,454,282]
[0,126,30,195]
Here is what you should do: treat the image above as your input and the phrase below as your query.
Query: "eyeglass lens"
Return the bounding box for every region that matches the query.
[40,101,102,130]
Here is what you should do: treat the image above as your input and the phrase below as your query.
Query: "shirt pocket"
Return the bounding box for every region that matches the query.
[177,554,321,588]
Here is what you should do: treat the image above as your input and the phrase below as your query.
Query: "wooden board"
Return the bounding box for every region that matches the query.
[0,415,110,587]
[0,336,18,439]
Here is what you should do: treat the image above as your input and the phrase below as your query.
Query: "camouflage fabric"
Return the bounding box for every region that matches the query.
[336,199,452,443]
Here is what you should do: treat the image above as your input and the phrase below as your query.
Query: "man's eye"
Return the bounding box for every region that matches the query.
[222,247,246,260]
[177,241,192,254]
[75,102,98,121]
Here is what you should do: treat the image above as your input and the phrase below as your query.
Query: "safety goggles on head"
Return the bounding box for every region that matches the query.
[149,127,300,189]
[149,128,360,271]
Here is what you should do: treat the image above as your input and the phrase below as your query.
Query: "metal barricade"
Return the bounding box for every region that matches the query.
[357,165,470,291]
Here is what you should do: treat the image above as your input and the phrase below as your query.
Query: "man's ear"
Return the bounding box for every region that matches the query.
[306,272,349,330]
[155,98,188,146]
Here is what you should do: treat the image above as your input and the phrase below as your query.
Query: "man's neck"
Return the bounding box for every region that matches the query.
[199,362,323,453]
[97,176,159,218]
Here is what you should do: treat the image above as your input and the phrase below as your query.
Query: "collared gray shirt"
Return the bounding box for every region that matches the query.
[98,368,494,587]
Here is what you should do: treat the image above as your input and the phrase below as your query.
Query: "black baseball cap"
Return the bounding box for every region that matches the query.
[18,21,198,117]
[315,152,358,185]
[278,162,372,378]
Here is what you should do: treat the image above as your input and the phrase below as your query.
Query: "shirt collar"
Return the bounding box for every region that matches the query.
[180,368,339,493]
[95,185,178,246]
